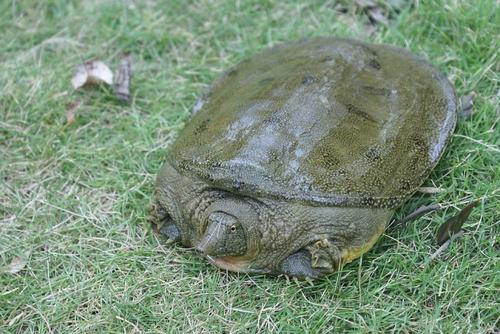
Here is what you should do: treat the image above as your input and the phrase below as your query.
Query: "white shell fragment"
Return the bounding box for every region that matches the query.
[71,60,113,89]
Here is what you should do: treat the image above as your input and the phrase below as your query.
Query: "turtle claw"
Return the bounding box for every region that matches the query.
[165,237,176,245]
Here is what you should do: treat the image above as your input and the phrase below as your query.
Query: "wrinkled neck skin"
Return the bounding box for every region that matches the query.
[152,162,392,277]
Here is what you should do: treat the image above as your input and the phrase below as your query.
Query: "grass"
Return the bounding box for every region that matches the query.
[0,0,498,332]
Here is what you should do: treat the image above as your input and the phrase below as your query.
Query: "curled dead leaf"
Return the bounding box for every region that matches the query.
[71,65,88,89]
[71,60,113,89]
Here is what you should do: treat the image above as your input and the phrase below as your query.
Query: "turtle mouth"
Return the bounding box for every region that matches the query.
[204,255,253,273]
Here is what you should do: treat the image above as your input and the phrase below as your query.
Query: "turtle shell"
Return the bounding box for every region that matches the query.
[169,38,457,209]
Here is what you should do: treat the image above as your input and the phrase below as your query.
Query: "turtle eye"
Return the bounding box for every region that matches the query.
[230,224,237,232]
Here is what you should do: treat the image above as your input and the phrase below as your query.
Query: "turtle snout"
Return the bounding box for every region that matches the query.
[195,234,209,253]
[195,241,213,255]
[195,225,221,256]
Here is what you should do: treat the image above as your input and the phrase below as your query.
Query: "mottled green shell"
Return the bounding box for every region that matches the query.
[170,38,457,209]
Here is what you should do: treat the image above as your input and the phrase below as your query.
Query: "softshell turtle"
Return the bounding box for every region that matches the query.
[151,38,457,278]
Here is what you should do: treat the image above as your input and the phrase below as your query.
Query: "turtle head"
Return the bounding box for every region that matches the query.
[195,198,261,272]
[196,211,247,256]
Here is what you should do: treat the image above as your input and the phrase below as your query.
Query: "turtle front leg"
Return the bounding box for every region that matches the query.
[159,221,181,242]
[280,239,341,279]
[149,199,181,243]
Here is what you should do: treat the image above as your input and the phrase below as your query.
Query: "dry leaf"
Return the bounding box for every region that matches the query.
[83,61,113,85]
[436,200,480,245]
[66,101,82,125]
[113,53,132,102]
[3,256,27,274]
[71,65,88,89]
[71,60,113,89]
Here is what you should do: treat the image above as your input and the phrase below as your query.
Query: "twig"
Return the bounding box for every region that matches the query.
[390,204,442,228]
[418,186,444,194]
[429,230,464,260]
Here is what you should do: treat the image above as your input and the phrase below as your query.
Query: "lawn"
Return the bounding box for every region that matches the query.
[1,0,498,333]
